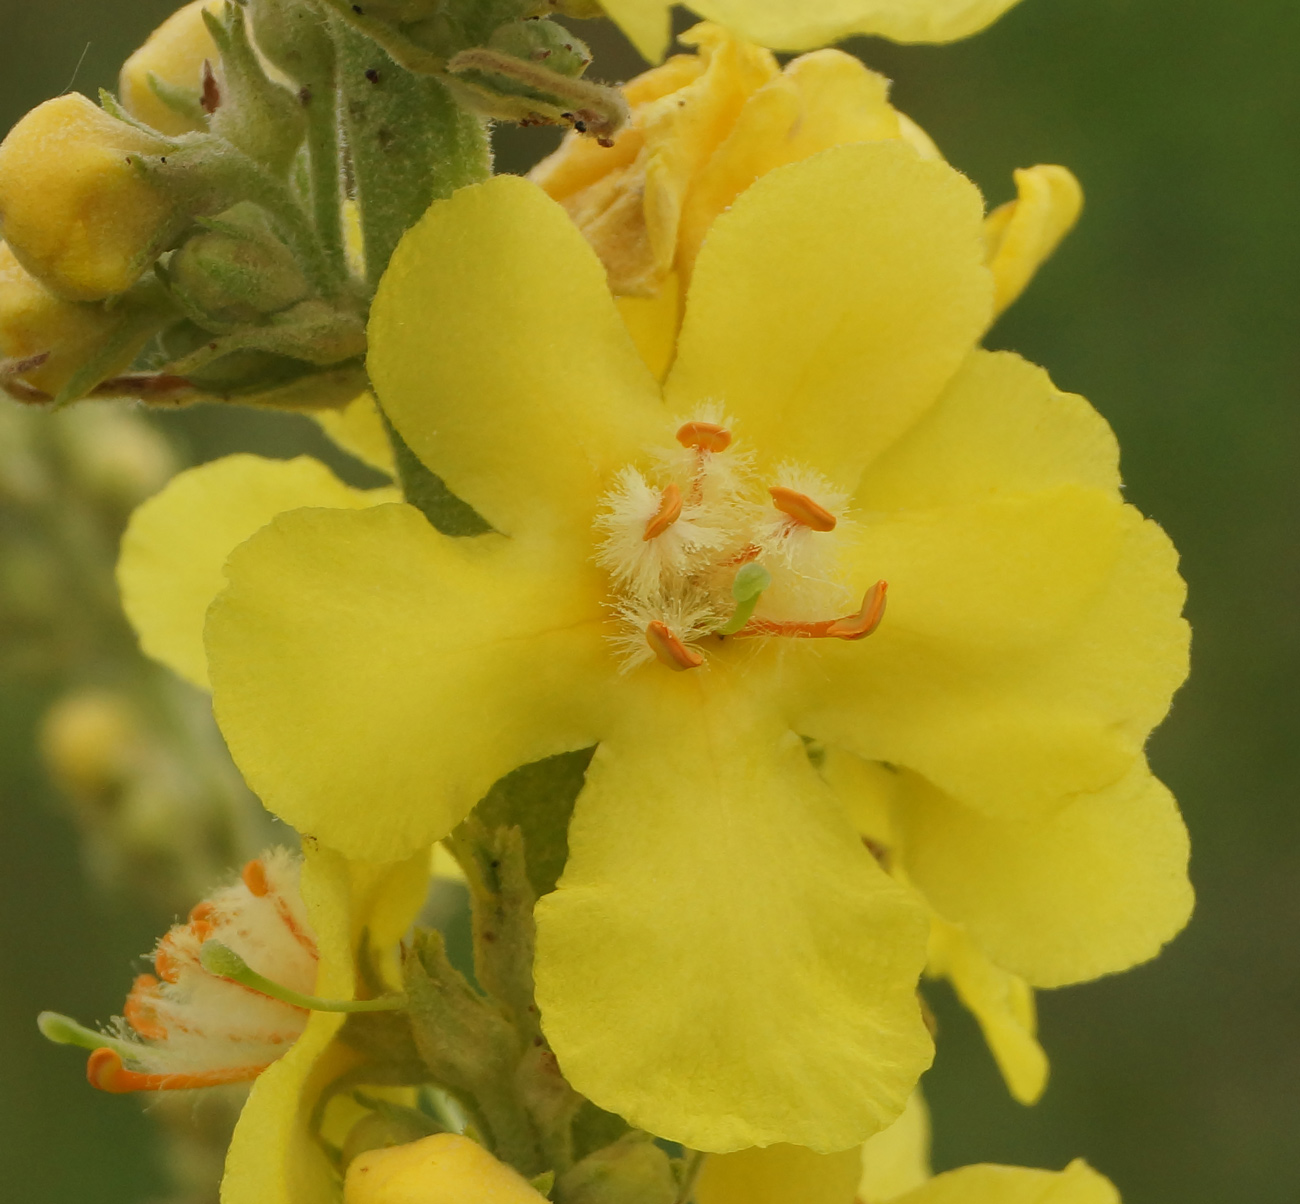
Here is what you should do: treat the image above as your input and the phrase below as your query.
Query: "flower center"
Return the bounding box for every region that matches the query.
[594,412,886,671]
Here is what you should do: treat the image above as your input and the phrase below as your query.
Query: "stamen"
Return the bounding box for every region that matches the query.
[769,485,837,532]
[199,941,406,1013]
[86,1047,267,1094]
[124,974,167,1040]
[734,581,888,641]
[676,421,732,453]
[645,621,705,671]
[826,580,888,640]
[242,857,318,956]
[642,482,683,541]
[241,859,269,896]
[717,563,773,635]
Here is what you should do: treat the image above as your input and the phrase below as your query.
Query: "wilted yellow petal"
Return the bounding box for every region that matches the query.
[221,845,429,1204]
[207,504,609,861]
[858,1092,930,1202]
[900,763,1193,988]
[369,176,664,544]
[927,919,1047,1105]
[118,454,395,688]
[312,394,396,477]
[535,672,932,1153]
[696,1143,863,1204]
[677,50,902,284]
[890,1158,1120,1204]
[667,141,991,493]
[984,166,1083,318]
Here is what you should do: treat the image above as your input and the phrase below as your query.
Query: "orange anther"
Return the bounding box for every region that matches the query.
[676,421,732,453]
[826,580,888,640]
[188,902,215,925]
[153,940,185,984]
[645,621,705,671]
[643,481,683,541]
[769,485,837,532]
[87,1047,267,1093]
[242,859,269,897]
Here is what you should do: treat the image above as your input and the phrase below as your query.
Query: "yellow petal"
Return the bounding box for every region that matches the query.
[118,454,395,689]
[313,394,397,477]
[985,166,1084,319]
[858,351,1120,511]
[221,845,429,1204]
[899,762,1193,988]
[677,50,902,285]
[207,504,609,861]
[345,1134,548,1204]
[598,0,675,63]
[927,919,1047,1105]
[890,1158,1120,1204]
[858,1092,930,1202]
[666,141,991,493]
[369,175,664,544]
[535,672,932,1153]
[696,1143,863,1204]
[794,492,1188,819]
[682,0,1027,50]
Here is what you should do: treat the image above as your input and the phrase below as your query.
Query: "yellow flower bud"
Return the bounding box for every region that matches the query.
[0,94,178,301]
[120,1,223,137]
[39,688,142,805]
[344,1134,548,1204]
[0,242,140,397]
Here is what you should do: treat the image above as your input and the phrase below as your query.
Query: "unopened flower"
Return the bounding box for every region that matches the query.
[344,1133,549,1204]
[156,138,1191,1152]
[0,93,180,301]
[600,0,1027,68]
[119,1,223,137]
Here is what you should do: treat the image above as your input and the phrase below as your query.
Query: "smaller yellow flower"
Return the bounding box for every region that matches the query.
[0,93,178,301]
[0,242,145,398]
[601,0,1027,66]
[119,1,224,136]
[345,1134,549,1204]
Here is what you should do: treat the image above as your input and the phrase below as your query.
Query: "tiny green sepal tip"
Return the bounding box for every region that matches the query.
[717,562,772,635]
[199,941,407,1013]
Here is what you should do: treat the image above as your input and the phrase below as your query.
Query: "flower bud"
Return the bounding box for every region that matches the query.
[39,688,142,806]
[0,243,143,398]
[0,94,180,301]
[167,202,312,326]
[556,1133,679,1204]
[344,1134,549,1204]
[246,0,336,86]
[120,1,223,136]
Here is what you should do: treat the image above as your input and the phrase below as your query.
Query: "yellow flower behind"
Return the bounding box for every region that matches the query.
[119,0,223,136]
[601,0,1027,71]
[532,25,1079,381]
[174,140,1191,1152]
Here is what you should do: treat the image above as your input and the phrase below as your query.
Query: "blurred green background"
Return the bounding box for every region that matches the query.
[1,0,1296,1201]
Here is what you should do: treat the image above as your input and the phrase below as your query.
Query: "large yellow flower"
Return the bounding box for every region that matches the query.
[602,0,1027,67]
[184,140,1191,1152]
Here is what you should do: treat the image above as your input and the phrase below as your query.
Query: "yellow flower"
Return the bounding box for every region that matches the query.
[0,93,178,301]
[601,0,1027,69]
[119,1,223,137]
[532,26,1079,378]
[167,139,1190,1152]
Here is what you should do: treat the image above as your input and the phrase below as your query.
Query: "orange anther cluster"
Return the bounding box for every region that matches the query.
[645,621,705,671]
[676,421,732,453]
[769,485,837,532]
[241,858,269,897]
[643,481,684,541]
